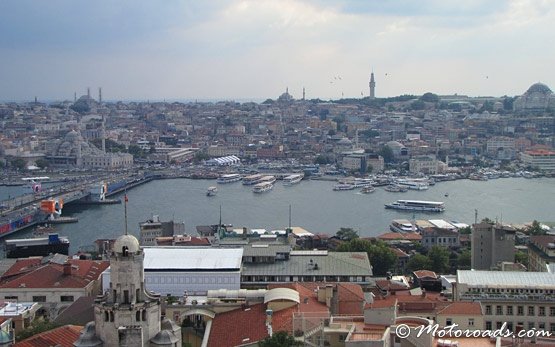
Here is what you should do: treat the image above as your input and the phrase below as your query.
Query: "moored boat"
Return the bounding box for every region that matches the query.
[283,174,303,186]
[360,186,375,194]
[217,174,242,184]
[253,181,274,193]
[206,186,218,196]
[385,200,445,212]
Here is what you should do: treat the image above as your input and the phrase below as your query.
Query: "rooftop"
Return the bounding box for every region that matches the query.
[14,325,82,347]
[457,270,555,289]
[143,247,243,271]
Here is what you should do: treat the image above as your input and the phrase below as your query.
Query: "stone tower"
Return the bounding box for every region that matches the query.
[74,233,181,347]
[369,71,376,99]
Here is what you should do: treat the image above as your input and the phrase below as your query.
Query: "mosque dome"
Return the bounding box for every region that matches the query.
[65,130,83,143]
[526,83,552,95]
[150,330,178,345]
[73,322,103,347]
[113,234,140,255]
[337,138,352,146]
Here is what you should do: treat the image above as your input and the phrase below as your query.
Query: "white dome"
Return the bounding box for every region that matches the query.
[113,234,140,254]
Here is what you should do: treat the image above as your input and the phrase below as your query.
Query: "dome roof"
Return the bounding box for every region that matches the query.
[113,234,140,254]
[337,138,352,145]
[161,317,180,332]
[526,83,552,95]
[150,330,178,345]
[74,322,103,347]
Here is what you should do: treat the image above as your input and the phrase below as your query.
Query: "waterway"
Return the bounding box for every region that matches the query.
[2,177,554,254]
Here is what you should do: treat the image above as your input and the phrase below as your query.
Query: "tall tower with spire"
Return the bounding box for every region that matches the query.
[369,71,376,99]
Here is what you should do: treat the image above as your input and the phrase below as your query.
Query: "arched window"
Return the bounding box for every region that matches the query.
[142,310,146,321]
[136,310,140,322]
[104,311,109,322]
[110,311,114,322]
[122,246,129,257]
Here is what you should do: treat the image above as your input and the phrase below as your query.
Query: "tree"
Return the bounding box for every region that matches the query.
[457,249,471,270]
[335,228,359,241]
[378,145,394,163]
[526,220,545,235]
[427,245,450,274]
[420,92,439,103]
[366,163,374,174]
[515,251,528,267]
[16,319,60,341]
[458,226,472,235]
[367,241,398,276]
[10,158,26,171]
[410,100,426,110]
[315,155,332,165]
[407,254,432,273]
[259,331,302,347]
[35,158,50,169]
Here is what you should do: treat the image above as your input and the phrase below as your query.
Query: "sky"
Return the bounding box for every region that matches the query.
[0,0,554,101]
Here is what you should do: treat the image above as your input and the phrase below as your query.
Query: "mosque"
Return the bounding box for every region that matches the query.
[513,82,555,114]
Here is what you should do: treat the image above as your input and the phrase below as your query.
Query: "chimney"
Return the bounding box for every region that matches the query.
[63,262,72,276]
[243,227,248,239]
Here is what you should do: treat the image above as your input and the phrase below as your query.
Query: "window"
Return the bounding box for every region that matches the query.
[507,306,513,315]
[468,318,474,327]
[517,306,524,316]
[486,321,492,330]
[528,322,535,330]
[539,323,545,330]
[528,306,535,316]
[4,296,18,300]
[32,296,46,302]
[485,305,492,315]
[539,307,546,316]
[550,307,555,316]
[446,319,452,326]
[60,295,74,302]
[496,306,503,315]
[496,322,503,329]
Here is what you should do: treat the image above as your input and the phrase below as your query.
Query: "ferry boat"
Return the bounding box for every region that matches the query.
[384,184,408,192]
[385,200,445,212]
[242,174,264,185]
[217,174,242,184]
[253,181,274,193]
[360,186,375,194]
[258,175,276,184]
[395,179,429,190]
[333,183,355,191]
[390,219,415,233]
[5,233,69,258]
[206,186,218,196]
[283,174,303,186]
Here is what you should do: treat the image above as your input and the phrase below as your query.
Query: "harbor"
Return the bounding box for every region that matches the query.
[0,176,551,255]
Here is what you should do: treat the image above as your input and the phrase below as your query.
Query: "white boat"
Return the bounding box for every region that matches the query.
[384,184,408,192]
[258,175,276,184]
[206,186,217,196]
[242,174,264,185]
[360,186,375,194]
[253,181,274,193]
[283,174,303,186]
[385,200,445,212]
[333,183,355,191]
[217,174,242,184]
[395,179,429,190]
[390,219,414,233]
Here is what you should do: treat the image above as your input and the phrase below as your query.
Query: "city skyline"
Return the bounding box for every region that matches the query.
[1,0,554,101]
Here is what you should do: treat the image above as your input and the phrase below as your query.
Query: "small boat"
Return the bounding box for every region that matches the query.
[333,183,355,191]
[384,184,408,192]
[444,193,449,197]
[361,186,375,194]
[253,182,273,193]
[33,223,55,236]
[206,186,218,196]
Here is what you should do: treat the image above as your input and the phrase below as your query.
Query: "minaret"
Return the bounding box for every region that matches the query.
[101,115,106,153]
[369,71,376,99]
[302,87,305,101]
[74,92,77,103]
[99,87,102,104]
[87,87,91,99]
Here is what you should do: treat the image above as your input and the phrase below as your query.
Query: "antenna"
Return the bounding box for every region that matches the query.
[474,209,478,224]
[219,204,222,227]
[124,190,129,235]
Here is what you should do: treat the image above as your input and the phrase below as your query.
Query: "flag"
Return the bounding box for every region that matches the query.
[124,194,128,203]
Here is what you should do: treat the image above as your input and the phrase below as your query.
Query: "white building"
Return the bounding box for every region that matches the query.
[409,155,445,174]
[102,247,243,296]
[520,149,555,171]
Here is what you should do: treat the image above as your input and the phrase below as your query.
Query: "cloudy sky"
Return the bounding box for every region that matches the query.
[0,0,553,101]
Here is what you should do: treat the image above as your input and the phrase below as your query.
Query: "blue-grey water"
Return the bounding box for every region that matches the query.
[2,178,555,254]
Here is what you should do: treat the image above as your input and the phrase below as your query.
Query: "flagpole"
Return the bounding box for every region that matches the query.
[124,190,128,235]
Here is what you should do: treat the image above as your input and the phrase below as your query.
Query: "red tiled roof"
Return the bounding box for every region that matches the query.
[377,232,422,241]
[0,260,109,289]
[14,324,83,347]
[437,302,482,316]
[375,279,409,292]
[413,270,438,279]
[1,258,43,280]
[391,247,409,257]
[207,304,272,347]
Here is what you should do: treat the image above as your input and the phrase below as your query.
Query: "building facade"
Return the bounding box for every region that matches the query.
[471,223,516,270]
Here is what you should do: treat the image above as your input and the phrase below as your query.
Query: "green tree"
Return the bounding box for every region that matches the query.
[16,319,60,341]
[378,145,394,163]
[315,155,332,165]
[366,163,374,174]
[410,100,426,110]
[457,249,471,270]
[458,226,472,235]
[526,220,545,235]
[420,92,439,103]
[428,245,450,274]
[336,227,359,241]
[515,251,529,267]
[407,254,432,273]
[10,158,26,171]
[367,241,398,276]
[193,151,209,164]
[35,158,50,169]
[259,331,302,347]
